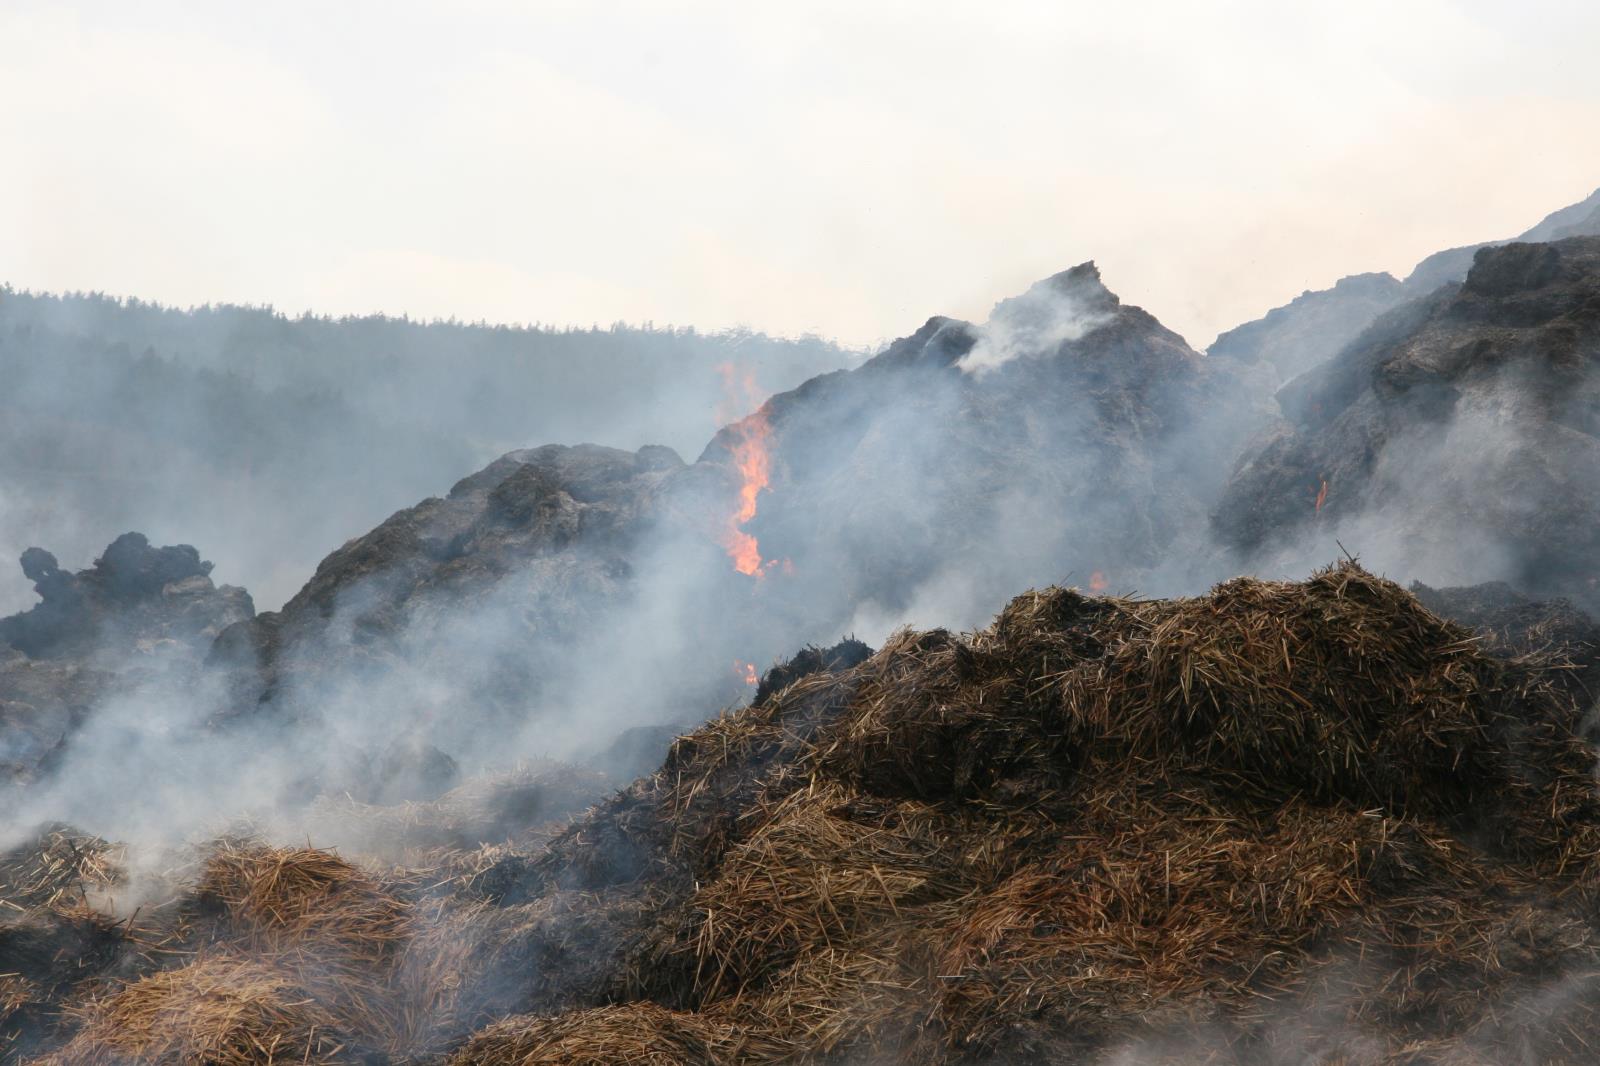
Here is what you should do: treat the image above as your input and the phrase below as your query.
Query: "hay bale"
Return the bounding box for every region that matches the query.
[632,782,973,1007]
[813,563,1600,860]
[38,955,362,1066]
[190,843,414,1049]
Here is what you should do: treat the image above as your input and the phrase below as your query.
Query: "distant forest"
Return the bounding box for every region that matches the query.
[0,288,860,611]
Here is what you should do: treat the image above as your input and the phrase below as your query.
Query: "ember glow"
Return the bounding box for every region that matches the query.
[1089,570,1109,594]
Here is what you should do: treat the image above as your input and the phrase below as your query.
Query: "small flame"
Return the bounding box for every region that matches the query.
[1088,570,1108,595]
[1314,478,1329,514]
[735,660,758,686]
[716,364,773,576]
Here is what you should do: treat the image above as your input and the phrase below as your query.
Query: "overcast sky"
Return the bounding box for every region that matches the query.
[3,0,1599,349]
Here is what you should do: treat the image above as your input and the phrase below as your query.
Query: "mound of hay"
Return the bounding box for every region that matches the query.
[11,839,579,1062]
[0,828,158,1063]
[38,955,361,1066]
[24,564,1600,1064]
[184,842,420,1052]
[486,562,1600,1063]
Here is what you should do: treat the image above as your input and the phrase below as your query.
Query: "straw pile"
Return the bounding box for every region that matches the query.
[0,829,170,1062]
[23,844,430,1063]
[450,1002,769,1066]
[0,829,124,914]
[195,844,411,966]
[2,756,640,1065]
[461,562,1600,1063]
[19,563,1600,1064]
[37,955,360,1066]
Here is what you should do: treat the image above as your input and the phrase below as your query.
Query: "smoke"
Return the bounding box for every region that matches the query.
[0,256,1273,855]
[7,240,1600,1062]
[956,271,1116,375]
[1223,311,1600,611]
[0,289,858,612]
[10,241,1593,866]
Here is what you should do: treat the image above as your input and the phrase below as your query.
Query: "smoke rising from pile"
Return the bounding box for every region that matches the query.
[10,239,1600,865]
[8,233,1600,1063]
[956,276,1115,375]
[0,289,856,613]
[0,261,1321,852]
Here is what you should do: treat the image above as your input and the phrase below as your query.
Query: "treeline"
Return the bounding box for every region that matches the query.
[0,288,859,610]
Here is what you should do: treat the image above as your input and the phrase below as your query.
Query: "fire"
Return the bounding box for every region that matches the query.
[735,660,759,686]
[721,408,771,575]
[1314,478,1329,514]
[1088,570,1108,594]
[715,364,774,576]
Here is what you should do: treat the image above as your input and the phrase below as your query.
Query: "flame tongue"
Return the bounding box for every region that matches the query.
[715,364,774,576]
[721,408,771,575]
[1314,478,1329,514]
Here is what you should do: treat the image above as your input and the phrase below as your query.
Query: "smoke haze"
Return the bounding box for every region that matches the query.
[7,7,1600,1058]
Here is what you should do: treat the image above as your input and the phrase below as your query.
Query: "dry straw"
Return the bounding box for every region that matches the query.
[21,563,1600,1064]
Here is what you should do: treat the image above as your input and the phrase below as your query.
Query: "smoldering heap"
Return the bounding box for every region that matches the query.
[698,261,1273,620]
[1219,236,1600,607]
[166,259,1276,806]
[208,443,686,725]
[205,262,1275,740]
[9,565,1600,1064]
[11,187,1600,1066]
[0,533,251,782]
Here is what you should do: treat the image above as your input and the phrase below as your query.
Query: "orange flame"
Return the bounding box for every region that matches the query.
[1314,478,1328,514]
[735,660,759,686]
[715,364,773,576]
[1089,570,1108,594]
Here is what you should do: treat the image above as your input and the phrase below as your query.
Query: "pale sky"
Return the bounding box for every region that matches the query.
[4,0,1599,349]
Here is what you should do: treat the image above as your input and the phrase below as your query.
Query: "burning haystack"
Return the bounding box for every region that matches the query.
[11,562,1600,1063]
